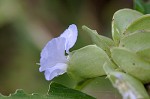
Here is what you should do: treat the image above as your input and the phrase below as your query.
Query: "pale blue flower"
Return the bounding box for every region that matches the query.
[39,24,78,80]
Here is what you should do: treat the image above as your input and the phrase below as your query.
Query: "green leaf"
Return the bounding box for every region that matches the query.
[0,82,95,99]
[137,48,150,62]
[125,14,150,34]
[103,61,117,74]
[112,9,143,45]
[68,45,110,81]
[145,2,150,14]
[111,47,150,83]
[0,89,46,99]
[119,31,150,52]
[48,82,95,99]
[103,67,150,99]
[134,0,150,14]
[134,0,145,14]
[82,25,114,56]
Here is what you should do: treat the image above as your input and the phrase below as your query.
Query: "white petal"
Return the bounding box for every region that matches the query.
[40,37,67,72]
[44,63,67,80]
[60,24,78,53]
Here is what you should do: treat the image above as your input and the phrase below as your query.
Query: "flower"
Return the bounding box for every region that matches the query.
[39,24,78,80]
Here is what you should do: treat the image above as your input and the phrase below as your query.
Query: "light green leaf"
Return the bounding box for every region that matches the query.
[112,9,143,44]
[125,14,150,34]
[137,48,150,63]
[82,25,114,56]
[103,68,150,99]
[103,61,117,74]
[0,82,95,99]
[111,47,150,83]
[68,45,110,81]
[119,31,150,52]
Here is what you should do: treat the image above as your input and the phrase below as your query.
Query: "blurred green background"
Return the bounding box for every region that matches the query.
[0,0,133,98]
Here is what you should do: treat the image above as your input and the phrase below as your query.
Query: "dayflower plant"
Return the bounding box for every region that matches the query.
[38,9,150,99]
[39,24,78,80]
[0,7,150,99]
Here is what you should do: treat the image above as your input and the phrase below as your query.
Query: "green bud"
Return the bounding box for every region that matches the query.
[111,47,150,83]
[67,45,110,81]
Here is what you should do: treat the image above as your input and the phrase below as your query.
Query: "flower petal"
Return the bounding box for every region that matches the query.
[60,24,78,53]
[40,37,67,72]
[44,63,67,80]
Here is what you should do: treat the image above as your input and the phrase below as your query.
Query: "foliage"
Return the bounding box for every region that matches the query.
[0,82,95,99]
[134,0,150,14]
[0,0,150,99]
[69,8,150,98]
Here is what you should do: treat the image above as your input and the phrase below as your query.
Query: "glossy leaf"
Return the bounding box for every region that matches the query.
[111,47,150,83]
[48,82,95,99]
